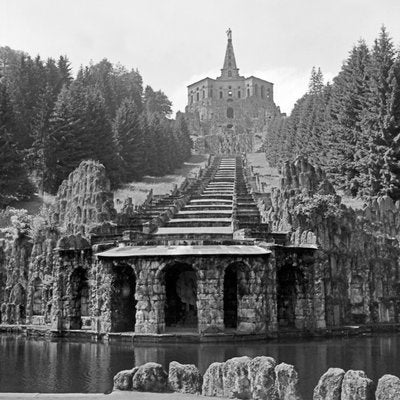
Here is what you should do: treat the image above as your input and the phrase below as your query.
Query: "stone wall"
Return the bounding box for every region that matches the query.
[260,157,400,327]
[50,160,116,236]
[96,254,273,335]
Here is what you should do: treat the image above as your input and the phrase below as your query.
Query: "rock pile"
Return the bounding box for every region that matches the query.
[113,358,400,400]
[113,357,301,399]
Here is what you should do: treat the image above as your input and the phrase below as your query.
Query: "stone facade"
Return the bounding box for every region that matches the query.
[1,152,400,337]
[186,30,281,154]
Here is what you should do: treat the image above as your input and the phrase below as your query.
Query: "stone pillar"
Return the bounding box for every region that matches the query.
[135,259,165,334]
[237,256,268,334]
[94,258,113,333]
[313,251,327,330]
[50,250,64,331]
[196,257,224,334]
[266,251,278,333]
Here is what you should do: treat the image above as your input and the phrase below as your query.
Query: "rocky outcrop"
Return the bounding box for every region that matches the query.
[222,356,252,399]
[249,356,278,400]
[113,359,400,400]
[275,363,302,400]
[202,362,225,397]
[313,368,345,400]
[50,160,116,236]
[262,156,400,328]
[113,367,138,391]
[168,361,202,394]
[340,370,373,400]
[376,374,400,400]
[131,362,168,392]
[280,156,335,195]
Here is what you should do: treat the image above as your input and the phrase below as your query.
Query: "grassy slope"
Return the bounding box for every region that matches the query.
[113,154,209,211]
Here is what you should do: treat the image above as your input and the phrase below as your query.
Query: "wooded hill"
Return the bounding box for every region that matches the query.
[264,27,400,200]
[0,47,192,207]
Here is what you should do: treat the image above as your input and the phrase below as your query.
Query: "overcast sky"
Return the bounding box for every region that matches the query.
[2,0,400,115]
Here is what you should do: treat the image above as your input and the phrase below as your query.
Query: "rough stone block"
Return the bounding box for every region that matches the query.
[376,374,400,400]
[341,370,373,400]
[313,368,345,400]
[222,356,252,399]
[275,362,302,400]
[202,362,224,397]
[168,361,202,394]
[113,367,138,391]
[131,362,168,392]
[249,356,278,400]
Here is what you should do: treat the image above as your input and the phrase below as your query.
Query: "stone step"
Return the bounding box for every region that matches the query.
[155,226,233,235]
[166,218,232,227]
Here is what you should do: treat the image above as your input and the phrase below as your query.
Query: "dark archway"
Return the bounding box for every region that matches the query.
[70,267,89,329]
[32,277,43,316]
[227,107,234,119]
[277,263,300,329]
[111,265,137,332]
[223,262,249,330]
[163,262,197,330]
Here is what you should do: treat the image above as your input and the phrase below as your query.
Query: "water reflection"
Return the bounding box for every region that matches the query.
[1,334,400,398]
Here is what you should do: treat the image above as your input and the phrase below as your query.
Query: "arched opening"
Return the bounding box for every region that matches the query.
[32,277,43,316]
[70,267,89,330]
[223,262,249,330]
[163,262,197,330]
[111,265,137,332]
[227,107,234,119]
[228,70,232,77]
[277,262,302,329]
[261,85,265,99]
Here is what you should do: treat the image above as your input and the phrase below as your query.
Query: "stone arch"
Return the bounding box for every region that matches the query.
[10,283,26,323]
[223,261,251,330]
[32,277,43,316]
[110,264,137,332]
[276,257,304,329]
[160,261,198,330]
[69,266,89,329]
[350,274,366,323]
[10,283,26,305]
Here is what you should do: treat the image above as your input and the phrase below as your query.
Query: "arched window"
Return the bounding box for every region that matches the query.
[238,90,241,98]
[190,95,193,104]
[220,91,223,99]
[247,88,250,97]
[227,107,234,118]
[196,92,199,101]
[209,89,213,98]
[254,84,258,97]
[261,86,265,99]
[202,90,205,98]
[267,88,271,98]
[228,71,232,77]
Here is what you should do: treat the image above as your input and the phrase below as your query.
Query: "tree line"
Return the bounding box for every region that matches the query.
[264,27,400,200]
[0,47,192,206]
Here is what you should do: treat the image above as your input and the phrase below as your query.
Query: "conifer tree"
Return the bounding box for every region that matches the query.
[0,82,33,205]
[113,98,145,181]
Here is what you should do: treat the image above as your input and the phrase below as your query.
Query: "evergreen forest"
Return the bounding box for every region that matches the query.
[264,27,400,200]
[0,47,192,207]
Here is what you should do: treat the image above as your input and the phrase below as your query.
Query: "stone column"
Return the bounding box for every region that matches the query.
[94,258,113,333]
[313,250,327,330]
[196,257,224,334]
[50,250,64,331]
[265,251,278,333]
[135,259,165,334]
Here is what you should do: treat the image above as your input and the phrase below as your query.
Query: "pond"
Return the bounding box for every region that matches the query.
[1,333,400,398]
